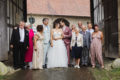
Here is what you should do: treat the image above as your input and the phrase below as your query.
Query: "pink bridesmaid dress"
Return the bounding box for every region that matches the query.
[25,29,34,62]
[90,31,104,67]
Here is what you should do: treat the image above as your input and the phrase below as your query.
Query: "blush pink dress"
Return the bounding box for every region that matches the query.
[90,31,104,66]
[25,29,34,62]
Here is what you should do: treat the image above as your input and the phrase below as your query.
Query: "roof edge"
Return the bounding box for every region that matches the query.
[27,13,91,18]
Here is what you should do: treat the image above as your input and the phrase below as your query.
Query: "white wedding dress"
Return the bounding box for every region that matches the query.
[47,31,68,68]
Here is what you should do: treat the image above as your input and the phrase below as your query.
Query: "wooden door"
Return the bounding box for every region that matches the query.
[104,0,118,58]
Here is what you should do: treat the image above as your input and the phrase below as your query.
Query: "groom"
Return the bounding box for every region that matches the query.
[43,18,51,68]
[60,19,72,65]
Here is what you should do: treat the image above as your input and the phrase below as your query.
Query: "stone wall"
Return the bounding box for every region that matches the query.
[27,14,90,29]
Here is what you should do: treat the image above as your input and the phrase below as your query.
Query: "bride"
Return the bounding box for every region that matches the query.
[47,22,68,68]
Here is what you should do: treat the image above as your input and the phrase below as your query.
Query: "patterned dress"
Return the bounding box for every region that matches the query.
[32,32,44,69]
[90,31,104,66]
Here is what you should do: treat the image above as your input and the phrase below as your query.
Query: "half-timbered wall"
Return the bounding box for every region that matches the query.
[0,0,26,61]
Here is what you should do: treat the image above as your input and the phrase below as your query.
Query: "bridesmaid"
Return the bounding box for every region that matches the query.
[90,24,104,69]
[25,23,34,69]
[32,25,44,69]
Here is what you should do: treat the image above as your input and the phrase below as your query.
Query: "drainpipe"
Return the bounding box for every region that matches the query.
[90,0,94,26]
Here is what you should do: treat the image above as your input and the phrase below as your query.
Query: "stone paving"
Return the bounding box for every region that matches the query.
[7,67,95,80]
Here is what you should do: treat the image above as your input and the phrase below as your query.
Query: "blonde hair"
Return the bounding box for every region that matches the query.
[75,27,80,32]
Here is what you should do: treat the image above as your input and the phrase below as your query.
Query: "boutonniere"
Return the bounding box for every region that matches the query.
[26,33,29,36]
[14,27,17,29]
[65,30,68,32]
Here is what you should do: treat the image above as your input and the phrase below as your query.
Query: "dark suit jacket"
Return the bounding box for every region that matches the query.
[80,31,91,49]
[10,27,29,49]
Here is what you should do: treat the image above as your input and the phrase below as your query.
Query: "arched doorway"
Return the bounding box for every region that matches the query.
[53,18,70,27]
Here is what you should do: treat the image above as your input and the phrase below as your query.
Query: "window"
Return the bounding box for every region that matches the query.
[9,1,13,25]
[6,0,25,26]
[94,0,99,8]
[13,5,16,25]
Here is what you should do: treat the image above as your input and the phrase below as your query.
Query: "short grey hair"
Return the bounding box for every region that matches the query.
[82,25,86,28]
[25,23,30,27]
[75,27,80,32]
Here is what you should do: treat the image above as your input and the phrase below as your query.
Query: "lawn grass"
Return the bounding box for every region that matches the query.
[90,68,120,80]
[0,75,8,80]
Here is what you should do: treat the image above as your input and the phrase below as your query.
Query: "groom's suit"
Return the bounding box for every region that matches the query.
[63,26,72,64]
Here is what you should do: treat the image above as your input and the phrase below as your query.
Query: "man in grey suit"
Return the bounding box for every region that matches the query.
[80,25,91,66]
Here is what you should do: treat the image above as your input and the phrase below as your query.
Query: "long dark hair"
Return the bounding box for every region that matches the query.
[53,18,70,27]
[93,24,99,30]
[53,22,60,29]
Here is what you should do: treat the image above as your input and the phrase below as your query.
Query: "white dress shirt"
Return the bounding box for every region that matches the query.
[19,28,25,42]
[62,26,66,31]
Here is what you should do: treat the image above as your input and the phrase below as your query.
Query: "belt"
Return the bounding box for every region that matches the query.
[19,42,24,45]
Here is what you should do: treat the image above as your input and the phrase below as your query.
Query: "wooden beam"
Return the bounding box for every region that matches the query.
[118,0,120,57]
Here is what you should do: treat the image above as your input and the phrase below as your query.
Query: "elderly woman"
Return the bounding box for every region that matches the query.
[25,23,34,69]
[90,24,104,69]
[71,27,83,68]
[71,25,76,64]
[71,25,76,33]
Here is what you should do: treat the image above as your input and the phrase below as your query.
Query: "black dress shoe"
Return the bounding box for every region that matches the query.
[43,64,47,69]
[14,67,19,70]
[21,66,26,70]
[68,64,73,67]
[13,66,20,69]
[84,63,88,66]
[81,63,85,66]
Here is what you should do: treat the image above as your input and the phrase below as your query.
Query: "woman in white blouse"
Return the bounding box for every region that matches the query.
[71,27,83,68]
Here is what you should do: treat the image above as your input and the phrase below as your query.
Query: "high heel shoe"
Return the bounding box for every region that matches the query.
[92,66,95,68]
[101,66,104,69]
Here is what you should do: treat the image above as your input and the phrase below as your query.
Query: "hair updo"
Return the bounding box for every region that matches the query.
[37,25,43,32]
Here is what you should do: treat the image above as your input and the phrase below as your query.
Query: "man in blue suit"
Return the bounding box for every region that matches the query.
[43,18,51,68]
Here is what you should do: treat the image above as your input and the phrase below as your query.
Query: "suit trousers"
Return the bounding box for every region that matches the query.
[13,43,26,68]
[65,43,70,64]
[81,46,89,65]
[43,43,50,65]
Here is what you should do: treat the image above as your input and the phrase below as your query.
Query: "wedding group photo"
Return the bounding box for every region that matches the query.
[0,0,120,80]
[10,19,104,70]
